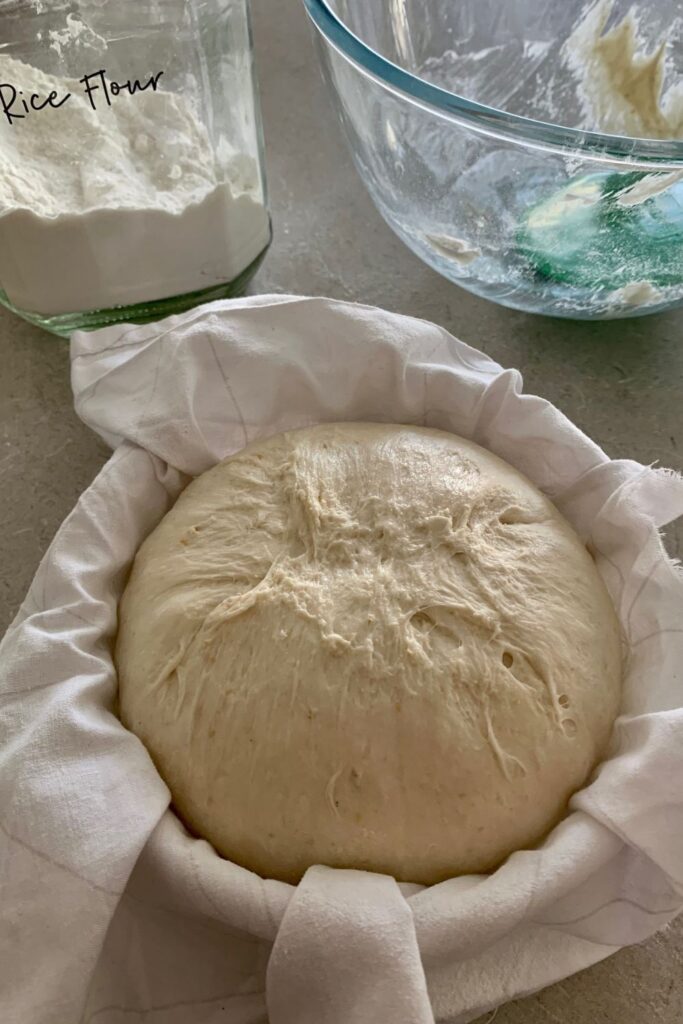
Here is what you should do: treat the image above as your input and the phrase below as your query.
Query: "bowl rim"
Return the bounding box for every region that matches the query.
[303,0,683,166]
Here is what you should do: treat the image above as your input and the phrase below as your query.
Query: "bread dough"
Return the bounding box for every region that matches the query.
[567,0,683,139]
[116,423,622,885]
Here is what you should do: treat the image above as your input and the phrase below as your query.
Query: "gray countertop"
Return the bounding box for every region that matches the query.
[1,0,681,1020]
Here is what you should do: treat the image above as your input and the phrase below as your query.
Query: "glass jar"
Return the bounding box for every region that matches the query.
[0,0,271,337]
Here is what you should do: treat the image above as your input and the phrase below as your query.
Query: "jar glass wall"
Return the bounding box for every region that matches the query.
[0,0,271,337]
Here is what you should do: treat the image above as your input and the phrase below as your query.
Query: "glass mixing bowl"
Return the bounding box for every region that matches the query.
[304,0,683,319]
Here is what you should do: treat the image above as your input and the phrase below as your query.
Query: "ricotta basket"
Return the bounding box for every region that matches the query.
[1,295,682,1024]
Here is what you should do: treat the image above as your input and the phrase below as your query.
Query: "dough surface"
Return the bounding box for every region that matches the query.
[116,423,622,885]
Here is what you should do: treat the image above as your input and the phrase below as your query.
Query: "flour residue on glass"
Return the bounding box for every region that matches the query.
[416,0,683,139]
[418,38,569,127]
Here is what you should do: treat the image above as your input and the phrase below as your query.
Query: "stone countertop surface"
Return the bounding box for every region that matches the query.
[0,0,681,1021]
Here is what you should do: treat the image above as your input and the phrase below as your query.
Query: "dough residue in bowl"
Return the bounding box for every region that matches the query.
[566,0,683,138]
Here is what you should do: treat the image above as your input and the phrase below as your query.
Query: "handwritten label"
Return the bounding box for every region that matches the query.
[0,69,165,126]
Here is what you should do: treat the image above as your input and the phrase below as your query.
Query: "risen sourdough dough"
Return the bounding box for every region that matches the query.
[117,424,622,885]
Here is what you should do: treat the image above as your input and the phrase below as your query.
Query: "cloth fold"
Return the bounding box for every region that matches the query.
[1,295,682,1024]
[267,867,433,1024]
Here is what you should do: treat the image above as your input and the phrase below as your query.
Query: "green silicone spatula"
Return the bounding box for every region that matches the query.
[517,169,683,292]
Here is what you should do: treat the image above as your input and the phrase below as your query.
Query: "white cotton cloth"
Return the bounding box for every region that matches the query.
[1,294,682,1024]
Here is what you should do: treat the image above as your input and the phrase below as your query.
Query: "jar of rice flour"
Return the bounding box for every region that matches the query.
[0,0,271,336]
